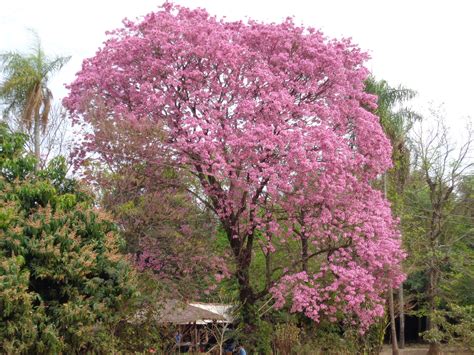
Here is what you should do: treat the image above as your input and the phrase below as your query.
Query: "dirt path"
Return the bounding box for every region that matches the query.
[379,345,473,355]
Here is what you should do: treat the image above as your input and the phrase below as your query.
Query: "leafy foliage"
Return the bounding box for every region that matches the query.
[0,123,136,353]
[402,118,474,351]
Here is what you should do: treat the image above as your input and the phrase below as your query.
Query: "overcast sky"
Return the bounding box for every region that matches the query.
[1,0,473,131]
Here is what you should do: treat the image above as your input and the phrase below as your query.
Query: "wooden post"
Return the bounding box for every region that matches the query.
[194,322,198,352]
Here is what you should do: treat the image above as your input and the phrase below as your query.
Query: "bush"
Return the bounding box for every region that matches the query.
[0,124,137,353]
[422,304,474,352]
[294,321,359,355]
[273,323,301,355]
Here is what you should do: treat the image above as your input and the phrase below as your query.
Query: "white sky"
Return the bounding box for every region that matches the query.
[1,0,473,131]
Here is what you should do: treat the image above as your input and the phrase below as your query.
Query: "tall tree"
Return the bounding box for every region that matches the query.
[407,114,473,354]
[365,76,420,351]
[65,3,404,337]
[0,32,70,167]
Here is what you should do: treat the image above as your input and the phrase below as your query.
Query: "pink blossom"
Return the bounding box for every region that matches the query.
[65,3,404,331]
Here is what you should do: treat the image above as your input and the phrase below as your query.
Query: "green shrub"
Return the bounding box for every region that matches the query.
[0,124,137,353]
[273,323,301,355]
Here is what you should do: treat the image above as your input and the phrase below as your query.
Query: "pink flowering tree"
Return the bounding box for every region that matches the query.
[65,3,404,329]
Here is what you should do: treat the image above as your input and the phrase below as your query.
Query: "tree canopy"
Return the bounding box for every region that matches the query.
[65,3,404,332]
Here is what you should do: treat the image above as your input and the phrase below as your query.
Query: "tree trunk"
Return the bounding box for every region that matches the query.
[428,343,441,355]
[383,174,399,354]
[225,221,258,332]
[237,261,256,325]
[34,113,41,169]
[389,286,399,355]
[399,284,405,348]
[418,316,422,339]
[231,235,256,327]
[427,267,441,355]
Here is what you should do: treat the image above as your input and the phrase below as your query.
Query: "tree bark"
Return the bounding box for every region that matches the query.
[389,286,399,355]
[427,266,441,355]
[399,284,405,348]
[223,216,258,337]
[428,343,441,355]
[34,113,41,169]
[237,261,256,325]
[230,231,257,327]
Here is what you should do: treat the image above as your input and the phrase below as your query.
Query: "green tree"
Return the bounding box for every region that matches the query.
[0,123,136,353]
[365,76,419,352]
[443,175,474,307]
[406,116,473,354]
[0,32,70,167]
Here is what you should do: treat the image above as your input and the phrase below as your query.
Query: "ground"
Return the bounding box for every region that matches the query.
[380,345,472,355]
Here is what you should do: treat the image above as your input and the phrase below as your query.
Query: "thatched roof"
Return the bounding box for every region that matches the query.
[190,302,235,322]
[156,300,227,324]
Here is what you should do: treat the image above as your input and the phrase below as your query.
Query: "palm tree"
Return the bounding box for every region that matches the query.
[0,32,70,167]
[365,76,420,353]
[366,77,420,193]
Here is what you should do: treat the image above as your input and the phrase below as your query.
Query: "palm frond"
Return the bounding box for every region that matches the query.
[0,31,70,129]
[41,55,71,79]
[365,75,420,136]
[23,83,43,128]
[0,51,40,116]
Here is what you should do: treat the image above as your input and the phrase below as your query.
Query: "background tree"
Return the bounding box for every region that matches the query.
[406,113,473,354]
[443,175,474,307]
[65,4,405,345]
[0,123,137,353]
[6,102,74,168]
[0,32,70,167]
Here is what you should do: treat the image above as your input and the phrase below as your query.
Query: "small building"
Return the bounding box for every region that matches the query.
[155,300,235,353]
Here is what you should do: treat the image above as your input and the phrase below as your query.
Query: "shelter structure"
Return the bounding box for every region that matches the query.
[155,300,234,353]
